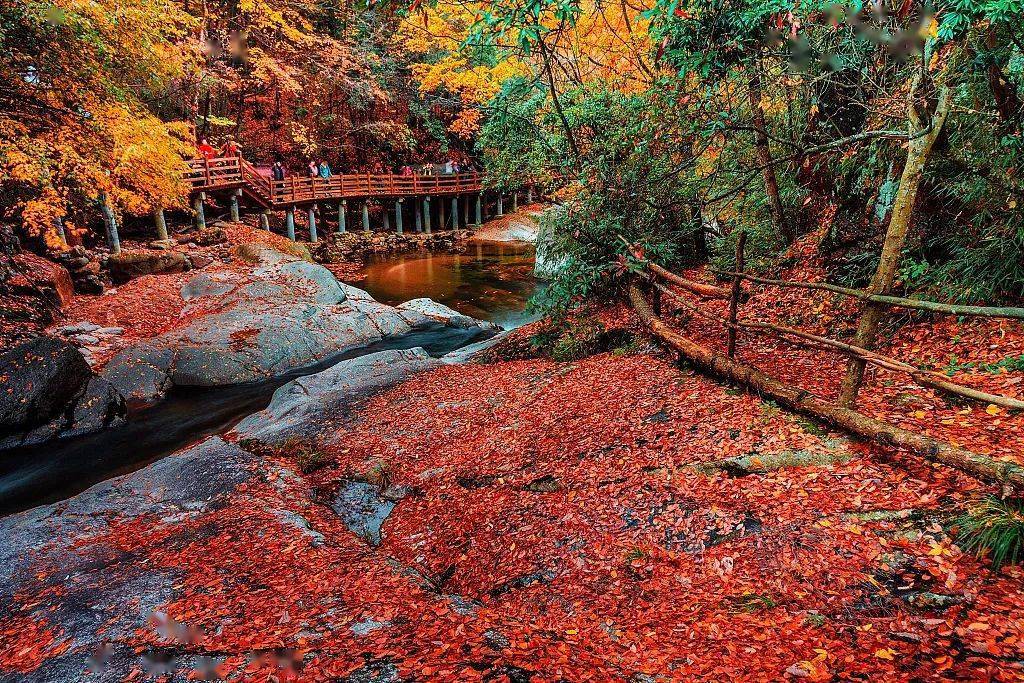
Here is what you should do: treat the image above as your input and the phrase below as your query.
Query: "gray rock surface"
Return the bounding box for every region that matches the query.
[101,250,443,405]
[397,298,499,331]
[0,437,252,683]
[234,347,440,446]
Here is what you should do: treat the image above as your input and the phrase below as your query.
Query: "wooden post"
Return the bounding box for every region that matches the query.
[497,194,504,216]
[395,199,403,234]
[192,191,206,231]
[439,198,446,232]
[362,201,370,232]
[337,200,347,234]
[154,206,169,241]
[230,190,241,222]
[100,191,121,255]
[475,194,482,226]
[383,203,390,232]
[424,197,432,234]
[451,196,459,230]
[285,207,296,241]
[308,205,318,242]
[727,230,747,358]
[462,195,469,228]
[415,199,423,233]
[259,210,270,231]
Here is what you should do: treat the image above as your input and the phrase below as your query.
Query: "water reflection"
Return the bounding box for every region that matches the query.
[357,241,540,329]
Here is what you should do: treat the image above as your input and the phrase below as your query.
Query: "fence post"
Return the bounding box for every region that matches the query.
[726,230,747,358]
[337,200,347,234]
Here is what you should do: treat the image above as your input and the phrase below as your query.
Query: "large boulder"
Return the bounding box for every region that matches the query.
[397,298,499,331]
[0,337,126,449]
[102,249,477,405]
[11,252,75,307]
[107,250,188,283]
[234,348,440,446]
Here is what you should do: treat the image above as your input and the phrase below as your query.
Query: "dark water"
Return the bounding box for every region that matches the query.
[0,325,486,516]
[359,241,540,330]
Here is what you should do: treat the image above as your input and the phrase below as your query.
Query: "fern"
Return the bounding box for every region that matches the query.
[956,496,1024,570]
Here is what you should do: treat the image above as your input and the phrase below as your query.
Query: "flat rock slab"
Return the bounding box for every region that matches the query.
[234,347,440,446]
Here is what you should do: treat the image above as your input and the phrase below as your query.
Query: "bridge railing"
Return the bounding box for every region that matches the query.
[185,156,243,190]
[270,171,482,204]
[186,156,483,204]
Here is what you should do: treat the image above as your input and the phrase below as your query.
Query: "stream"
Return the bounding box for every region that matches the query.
[0,241,538,515]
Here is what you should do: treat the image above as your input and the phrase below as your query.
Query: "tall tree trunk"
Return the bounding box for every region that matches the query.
[838,77,952,407]
[748,64,792,244]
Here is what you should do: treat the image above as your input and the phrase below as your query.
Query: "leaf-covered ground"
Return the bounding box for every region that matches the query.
[3,304,1023,681]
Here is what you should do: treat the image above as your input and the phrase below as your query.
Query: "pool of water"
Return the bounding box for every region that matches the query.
[358,240,540,330]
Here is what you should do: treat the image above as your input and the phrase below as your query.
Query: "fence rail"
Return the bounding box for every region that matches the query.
[633,242,1024,411]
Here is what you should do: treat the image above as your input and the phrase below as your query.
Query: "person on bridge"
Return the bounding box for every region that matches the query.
[220,137,241,157]
[318,160,332,178]
[197,138,216,159]
[400,165,413,176]
[308,161,319,178]
[272,161,286,181]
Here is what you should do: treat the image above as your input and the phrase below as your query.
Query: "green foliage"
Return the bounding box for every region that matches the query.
[956,496,1024,569]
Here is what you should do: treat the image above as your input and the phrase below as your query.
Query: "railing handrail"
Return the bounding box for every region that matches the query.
[186,155,483,205]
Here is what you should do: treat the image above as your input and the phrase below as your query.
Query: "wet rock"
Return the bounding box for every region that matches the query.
[107,249,188,283]
[0,336,126,448]
[0,437,252,679]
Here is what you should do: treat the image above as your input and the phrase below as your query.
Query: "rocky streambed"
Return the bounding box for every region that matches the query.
[0,245,507,513]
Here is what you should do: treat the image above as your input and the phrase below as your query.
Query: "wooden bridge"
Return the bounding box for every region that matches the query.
[186,156,484,207]
[183,155,511,241]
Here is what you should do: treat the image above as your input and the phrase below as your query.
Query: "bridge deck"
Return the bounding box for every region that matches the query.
[186,157,483,207]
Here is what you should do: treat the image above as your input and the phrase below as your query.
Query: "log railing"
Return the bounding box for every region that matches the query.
[186,156,483,207]
[632,243,1024,410]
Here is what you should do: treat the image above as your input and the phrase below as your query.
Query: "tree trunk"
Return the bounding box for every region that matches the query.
[748,65,792,244]
[629,283,1024,491]
[839,77,952,407]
